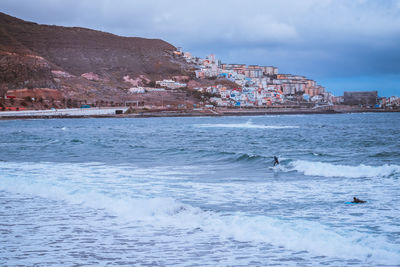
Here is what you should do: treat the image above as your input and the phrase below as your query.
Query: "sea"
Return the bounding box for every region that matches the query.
[0,113,399,266]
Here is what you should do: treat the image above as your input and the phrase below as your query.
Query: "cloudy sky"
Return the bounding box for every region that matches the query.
[2,0,400,96]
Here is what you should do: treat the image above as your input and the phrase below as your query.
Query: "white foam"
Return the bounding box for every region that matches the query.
[4,183,399,264]
[1,161,399,264]
[196,120,299,129]
[0,163,192,220]
[2,175,398,263]
[201,215,399,263]
[288,160,400,178]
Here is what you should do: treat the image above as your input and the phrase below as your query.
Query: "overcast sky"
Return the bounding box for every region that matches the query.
[1,0,400,96]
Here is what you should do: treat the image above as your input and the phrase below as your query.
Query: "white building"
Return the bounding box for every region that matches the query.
[128,87,146,94]
[156,80,187,89]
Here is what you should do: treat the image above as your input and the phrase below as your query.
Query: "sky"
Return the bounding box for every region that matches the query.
[1,0,400,96]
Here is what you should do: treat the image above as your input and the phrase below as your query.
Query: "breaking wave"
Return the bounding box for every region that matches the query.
[0,161,399,264]
[195,120,299,129]
[287,160,400,178]
[160,148,268,164]
[0,173,398,264]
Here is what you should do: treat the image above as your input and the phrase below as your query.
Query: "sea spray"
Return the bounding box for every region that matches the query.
[288,160,400,178]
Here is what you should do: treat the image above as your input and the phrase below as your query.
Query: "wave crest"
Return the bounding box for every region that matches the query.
[235,153,265,162]
[195,121,299,129]
[288,160,400,178]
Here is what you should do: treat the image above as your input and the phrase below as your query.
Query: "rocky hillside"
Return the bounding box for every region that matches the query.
[0,12,191,105]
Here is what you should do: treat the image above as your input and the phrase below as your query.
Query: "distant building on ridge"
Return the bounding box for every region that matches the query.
[343,91,378,106]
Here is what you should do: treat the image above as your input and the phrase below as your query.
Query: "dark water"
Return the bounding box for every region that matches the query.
[0,113,399,266]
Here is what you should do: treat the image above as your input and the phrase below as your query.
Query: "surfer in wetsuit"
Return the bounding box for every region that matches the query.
[273,156,279,166]
[352,197,366,203]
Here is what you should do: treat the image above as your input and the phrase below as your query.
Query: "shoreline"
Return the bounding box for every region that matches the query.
[0,107,398,120]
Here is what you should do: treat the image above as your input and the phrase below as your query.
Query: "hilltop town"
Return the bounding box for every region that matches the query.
[125,48,398,110]
[174,49,330,108]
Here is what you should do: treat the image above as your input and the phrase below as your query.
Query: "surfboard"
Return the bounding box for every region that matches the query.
[345,202,365,204]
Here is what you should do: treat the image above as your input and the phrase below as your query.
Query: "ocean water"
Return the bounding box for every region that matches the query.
[0,113,399,266]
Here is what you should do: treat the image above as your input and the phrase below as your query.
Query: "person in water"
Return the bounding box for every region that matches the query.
[273,156,279,166]
[352,197,366,203]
